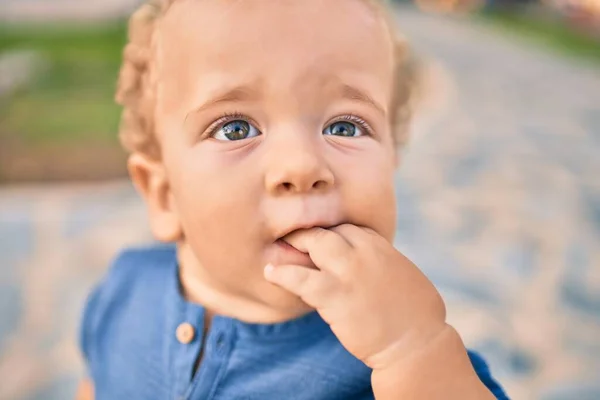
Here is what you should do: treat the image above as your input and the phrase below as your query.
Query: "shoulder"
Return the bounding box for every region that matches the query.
[79,244,177,364]
[467,350,509,400]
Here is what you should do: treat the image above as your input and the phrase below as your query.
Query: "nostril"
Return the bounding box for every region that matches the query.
[278,180,328,192]
[312,180,327,190]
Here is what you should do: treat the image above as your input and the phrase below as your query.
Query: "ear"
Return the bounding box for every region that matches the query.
[128,153,183,242]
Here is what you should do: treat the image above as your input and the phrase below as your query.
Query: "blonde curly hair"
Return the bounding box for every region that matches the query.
[115,0,420,159]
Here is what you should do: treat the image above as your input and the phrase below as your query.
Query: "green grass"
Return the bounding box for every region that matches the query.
[478,10,600,65]
[1,13,597,148]
[0,22,127,146]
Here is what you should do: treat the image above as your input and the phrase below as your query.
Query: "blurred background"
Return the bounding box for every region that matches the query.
[0,0,599,399]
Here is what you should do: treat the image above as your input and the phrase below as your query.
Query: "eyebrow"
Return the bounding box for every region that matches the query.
[185,82,386,120]
[339,84,386,116]
[186,85,259,118]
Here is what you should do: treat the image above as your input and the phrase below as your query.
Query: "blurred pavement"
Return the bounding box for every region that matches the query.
[1,4,600,400]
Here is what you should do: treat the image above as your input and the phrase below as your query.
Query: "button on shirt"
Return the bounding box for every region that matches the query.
[80,245,508,400]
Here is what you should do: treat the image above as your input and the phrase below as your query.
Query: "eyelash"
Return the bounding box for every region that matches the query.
[204,112,374,137]
[205,112,254,138]
[330,114,374,136]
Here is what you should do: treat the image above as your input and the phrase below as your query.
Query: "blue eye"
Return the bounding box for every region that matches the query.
[213,120,260,141]
[323,121,364,137]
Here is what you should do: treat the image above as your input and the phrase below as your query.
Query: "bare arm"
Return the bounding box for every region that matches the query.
[75,379,94,400]
[371,325,495,400]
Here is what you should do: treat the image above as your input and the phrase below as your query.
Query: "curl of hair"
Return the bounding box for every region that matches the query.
[115,0,172,158]
[115,0,421,158]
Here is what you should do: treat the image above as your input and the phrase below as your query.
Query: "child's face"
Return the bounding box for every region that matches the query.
[153,0,398,312]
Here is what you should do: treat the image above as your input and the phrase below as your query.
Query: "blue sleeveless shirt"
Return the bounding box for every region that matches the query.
[80,245,508,400]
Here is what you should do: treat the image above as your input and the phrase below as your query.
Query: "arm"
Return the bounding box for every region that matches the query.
[75,379,94,400]
[371,325,495,399]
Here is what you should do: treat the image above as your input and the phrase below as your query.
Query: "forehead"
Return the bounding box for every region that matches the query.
[157,0,394,113]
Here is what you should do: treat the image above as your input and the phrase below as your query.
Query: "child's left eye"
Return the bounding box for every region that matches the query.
[323,118,367,137]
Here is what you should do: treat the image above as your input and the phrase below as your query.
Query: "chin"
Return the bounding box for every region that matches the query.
[260,284,314,318]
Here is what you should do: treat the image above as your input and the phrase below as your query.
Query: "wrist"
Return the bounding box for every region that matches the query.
[371,325,494,399]
[366,319,447,371]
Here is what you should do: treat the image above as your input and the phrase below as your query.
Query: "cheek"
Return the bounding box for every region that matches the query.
[361,175,396,241]
[166,146,266,266]
[340,149,397,241]
[168,141,258,208]
[375,179,397,242]
[175,152,258,225]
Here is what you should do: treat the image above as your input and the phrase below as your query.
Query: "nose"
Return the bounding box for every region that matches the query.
[264,130,334,195]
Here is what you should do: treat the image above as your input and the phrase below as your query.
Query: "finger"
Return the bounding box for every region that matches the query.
[282,227,352,273]
[330,223,371,244]
[264,263,334,306]
[331,224,382,248]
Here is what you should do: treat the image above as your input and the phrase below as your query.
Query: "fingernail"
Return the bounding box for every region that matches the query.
[264,263,275,277]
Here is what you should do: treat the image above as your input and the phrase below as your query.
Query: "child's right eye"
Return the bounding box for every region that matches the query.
[212,119,261,141]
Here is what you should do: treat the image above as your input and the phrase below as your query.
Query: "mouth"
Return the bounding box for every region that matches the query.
[268,223,341,268]
[274,223,337,244]
[272,237,316,268]
[275,238,301,251]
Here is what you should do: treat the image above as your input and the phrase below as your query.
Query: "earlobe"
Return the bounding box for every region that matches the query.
[128,153,183,242]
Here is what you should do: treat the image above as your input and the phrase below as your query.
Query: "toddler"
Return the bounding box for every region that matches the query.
[78,0,508,399]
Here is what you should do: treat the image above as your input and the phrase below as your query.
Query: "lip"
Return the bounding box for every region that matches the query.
[274,222,339,243]
[266,222,342,269]
[264,195,343,241]
[266,239,317,268]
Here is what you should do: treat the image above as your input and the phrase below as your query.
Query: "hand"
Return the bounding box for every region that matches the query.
[264,224,447,370]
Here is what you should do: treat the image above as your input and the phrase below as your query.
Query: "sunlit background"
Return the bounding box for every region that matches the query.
[1,0,599,399]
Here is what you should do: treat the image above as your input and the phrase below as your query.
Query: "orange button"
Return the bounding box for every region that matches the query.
[176,322,195,344]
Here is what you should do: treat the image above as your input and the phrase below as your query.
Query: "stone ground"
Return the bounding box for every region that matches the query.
[1,3,600,400]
